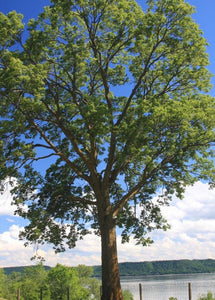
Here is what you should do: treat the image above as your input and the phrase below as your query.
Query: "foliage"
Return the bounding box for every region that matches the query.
[0,269,6,298]
[0,264,100,300]
[0,0,214,249]
[47,264,90,300]
[0,0,215,298]
[20,263,50,300]
[1,271,22,300]
[3,265,51,276]
[75,265,101,300]
[198,292,215,300]
[122,289,134,300]
[93,259,215,277]
[5,259,215,278]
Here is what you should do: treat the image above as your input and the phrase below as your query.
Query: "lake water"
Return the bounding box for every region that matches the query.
[121,273,215,300]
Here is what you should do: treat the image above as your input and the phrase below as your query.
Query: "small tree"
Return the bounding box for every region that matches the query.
[3,272,22,300]
[0,269,6,299]
[20,264,50,300]
[75,265,100,300]
[122,289,134,300]
[47,264,89,300]
[0,0,215,299]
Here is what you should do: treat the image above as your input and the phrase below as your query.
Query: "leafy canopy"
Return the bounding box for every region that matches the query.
[0,264,100,300]
[0,0,214,251]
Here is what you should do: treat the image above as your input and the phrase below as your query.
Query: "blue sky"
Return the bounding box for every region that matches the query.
[0,0,215,267]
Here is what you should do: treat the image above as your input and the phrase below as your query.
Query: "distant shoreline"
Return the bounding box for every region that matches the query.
[93,259,215,277]
[3,259,215,277]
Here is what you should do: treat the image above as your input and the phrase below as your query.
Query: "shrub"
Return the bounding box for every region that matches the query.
[122,289,134,300]
[198,291,215,300]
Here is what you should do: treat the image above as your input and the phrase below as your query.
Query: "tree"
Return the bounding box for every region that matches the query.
[20,264,50,300]
[75,265,101,300]
[3,271,22,300]
[0,264,99,300]
[47,264,89,300]
[0,269,6,299]
[0,0,215,299]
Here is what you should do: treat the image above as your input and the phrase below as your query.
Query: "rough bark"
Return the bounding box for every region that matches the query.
[100,211,123,300]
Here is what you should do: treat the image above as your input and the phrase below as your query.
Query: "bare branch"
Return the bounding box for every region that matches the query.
[113,180,144,218]
[33,143,53,150]
[18,153,57,169]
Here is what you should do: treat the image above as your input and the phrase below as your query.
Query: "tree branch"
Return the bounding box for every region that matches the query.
[19,109,91,183]
[56,194,97,206]
[113,180,144,218]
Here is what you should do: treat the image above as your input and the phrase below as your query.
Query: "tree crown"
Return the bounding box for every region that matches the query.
[0,0,214,250]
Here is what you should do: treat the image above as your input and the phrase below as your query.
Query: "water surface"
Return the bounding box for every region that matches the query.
[121,273,215,300]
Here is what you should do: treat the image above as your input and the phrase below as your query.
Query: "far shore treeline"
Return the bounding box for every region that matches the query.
[94,259,215,277]
[3,259,215,277]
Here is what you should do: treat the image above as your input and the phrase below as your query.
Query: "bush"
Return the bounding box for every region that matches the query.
[122,289,134,300]
[198,291,215,300]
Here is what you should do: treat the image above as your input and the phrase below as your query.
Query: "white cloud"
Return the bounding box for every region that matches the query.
[118,182,215,263]
[0,178,17,216]
[0,178,28,217]
[0,224,102,267]
[162,182,215,221]
[42,234,102,267]
[0,181,215,267]
[0,225,35,267]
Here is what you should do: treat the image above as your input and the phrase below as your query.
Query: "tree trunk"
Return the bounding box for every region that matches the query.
[100,213,123,300]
